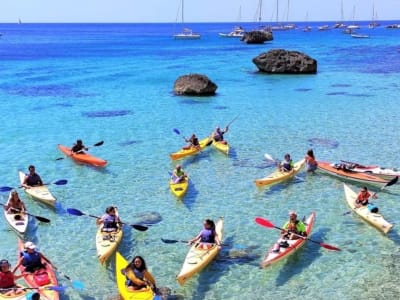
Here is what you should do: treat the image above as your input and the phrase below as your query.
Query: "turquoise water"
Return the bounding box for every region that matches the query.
[0,22,400,299]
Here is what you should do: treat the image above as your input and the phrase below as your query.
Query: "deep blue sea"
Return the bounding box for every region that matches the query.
[0,21,400,300]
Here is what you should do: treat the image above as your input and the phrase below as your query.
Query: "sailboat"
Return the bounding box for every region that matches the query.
[333,0,346,29]
[368,2,380,28]
[219,6,245,37]
[173,0,200,40]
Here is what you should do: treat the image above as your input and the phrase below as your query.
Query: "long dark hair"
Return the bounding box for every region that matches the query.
[127,255,147,272]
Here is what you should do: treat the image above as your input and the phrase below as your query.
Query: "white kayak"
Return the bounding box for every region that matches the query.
[19,171,56,207]
[2,192,29,236]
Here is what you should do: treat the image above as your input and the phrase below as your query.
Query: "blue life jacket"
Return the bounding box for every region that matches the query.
[26,173,41,186]
[200,228,215,243]
[125,268,145,287]
[103,214,117,229]
[21,251,41,268]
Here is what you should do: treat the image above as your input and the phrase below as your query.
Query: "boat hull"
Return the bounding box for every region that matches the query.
[96,225,123,265]
[57,144,107,167]
[343,184,393,234]
[169,137,210,160]
[3,192,29,235]
[169,177,189,198]
[255,159,305,187]
[0,285,28,300]
[18,171,56,207]
[115,252,155,300]
[176,217,223,285]
[211,140,229,155]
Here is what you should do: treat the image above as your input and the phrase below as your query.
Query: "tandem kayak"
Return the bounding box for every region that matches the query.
[115,252,155,300]
[169,176,189,198]
[2,191,29,236]
[343,184,393,234]
[176,217,224,285]
[339,160,400,181]
[19,171,56,207]
[17,239,59,300]
[260,212,316,268]
[57,144,107,167]
[169,137,211,161]
[96,224,123,265]
[255,159,305,187]
[317,161,390,188]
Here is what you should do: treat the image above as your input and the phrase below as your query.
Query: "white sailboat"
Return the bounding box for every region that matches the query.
[173,0,200,40]
[219,6,245,37]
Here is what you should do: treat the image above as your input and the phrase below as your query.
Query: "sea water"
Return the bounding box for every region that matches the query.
[0,22,399,300]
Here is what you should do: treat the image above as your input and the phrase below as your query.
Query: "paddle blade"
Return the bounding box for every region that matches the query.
[255,217,275,228]
[35,215,51,223]
[206,140,213,146]
[71,280,85,290]
[93,141,104,147]
[0,186,13,192]
[131,224,148,231]
[264,153,274,161]
[66,208,85,216]
[385,176,398,188]
[53,179,68,185]
[173,128,181,135]
[55,157,64,161]
[47,285,67,291]
[320,242,341,251]
[161,238,180,244]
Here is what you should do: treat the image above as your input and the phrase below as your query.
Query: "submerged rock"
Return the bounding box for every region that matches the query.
[241,30,273,44]
[253,49,317,74]
[173,74,217,96]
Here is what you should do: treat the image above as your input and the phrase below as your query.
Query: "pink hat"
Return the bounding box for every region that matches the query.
[24,241,36,250]
[289,210,297,216]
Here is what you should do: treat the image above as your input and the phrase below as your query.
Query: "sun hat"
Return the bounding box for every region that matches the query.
[24,241,36,250]
[288,210,297,216]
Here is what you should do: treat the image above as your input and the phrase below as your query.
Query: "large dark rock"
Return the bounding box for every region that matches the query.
[253,49,317,74]
[241,30,273,44]
[173,74,217,96]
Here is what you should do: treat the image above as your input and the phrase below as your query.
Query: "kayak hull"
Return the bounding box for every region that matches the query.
[176,217,224,285]
[3,192,29,236]
[169,177,189,198]
[115,252,155,300]
[96,225,123,265]
[170,137,211,160]
[17,239,59,300]
[211,136,229,155]
[339,161,400,181]
[19,171,56,207]
[57,144,107,167]
[343,184,393,234]
[0,285,28,300]
[255,159,305,187]
[261,212,315,268]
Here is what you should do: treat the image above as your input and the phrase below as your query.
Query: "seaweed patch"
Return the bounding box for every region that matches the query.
[308,137,339,149]
[82,110,131,118]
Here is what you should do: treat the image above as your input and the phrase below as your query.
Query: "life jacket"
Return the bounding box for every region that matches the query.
[125,268,145,288]
[21,251,42,269]
[213,130,224,141]
[286,220,299,233]
[200,228,215,243]
[0,271,15,289]
[103,214,118,229]
[357,191,371,205]
[26,173,41,186]
[282,160,293,171]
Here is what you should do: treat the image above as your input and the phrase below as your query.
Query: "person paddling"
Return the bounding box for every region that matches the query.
[188,219,222,250]
[212,126,228,144]
[13,242,55,273]
[355,186,378,212]
[22,165,43,189]
[71,139,88,154]
[0,259,25,297]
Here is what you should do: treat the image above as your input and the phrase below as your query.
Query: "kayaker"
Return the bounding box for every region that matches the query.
[13,242,55,273]
[212,126,228,144]
[183,134,200,150]
[123,256,157,291]
[304,149,318,172]
[355,186,378,211]
[5,190,27,215]
[22,165,43,188]
[280,154,294,172]
[171,165,187,183]
[188,219,222,250]
[71,139,88,154]
[0,259,25,297]
[96,206,122,233]
[281,211,307,240]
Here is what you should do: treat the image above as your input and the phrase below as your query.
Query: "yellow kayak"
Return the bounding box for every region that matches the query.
[170,137,211,160]
[96,224,123,265]
[211,140,229,155]
[18,171,56,207]
[169,176,189,198]
[343,183,393,234]
[255,159,305,187]
[176,217,224,285]
[115,252,155,300]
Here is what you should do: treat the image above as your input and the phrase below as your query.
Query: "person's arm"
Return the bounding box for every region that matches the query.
[188,232,201,244]
[12,257,23,274]
[37,175,43,186]
[40,253,55,269]
[143,270,156,288]
[22,176,30,189]
[96,215,104,226]
[214,233,221,246]
[126,268,147,286]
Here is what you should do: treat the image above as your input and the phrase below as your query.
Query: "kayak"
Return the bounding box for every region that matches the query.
[169,137,211,161]
[255,159,305,187]
[0,284,28,300]
[3,191,29,236]
[339,160,400,181]
[57,144,107,167]
[96,224,123,265]
[18,171,56,207]
[17,239,59,300]
[343,183,393,234]
[210,132,229,155]
[317,161,390,188]
[261,212,315,268]
[169,176,189,198]
[115,252,155,300]
[176,217,224,285]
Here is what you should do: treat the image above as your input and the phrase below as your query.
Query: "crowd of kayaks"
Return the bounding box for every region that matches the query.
[2,135,399,299]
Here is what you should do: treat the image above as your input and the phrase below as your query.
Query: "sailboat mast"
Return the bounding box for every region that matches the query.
[182,0,184,24]
[276,0,279,24]
[259,0,263,23]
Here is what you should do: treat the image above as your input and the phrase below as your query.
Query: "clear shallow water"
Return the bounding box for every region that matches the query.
[0,22,400,299]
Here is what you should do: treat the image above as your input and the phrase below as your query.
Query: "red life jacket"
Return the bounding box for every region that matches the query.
[0,271,15,288]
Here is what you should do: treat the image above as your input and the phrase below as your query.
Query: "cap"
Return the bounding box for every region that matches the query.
[289,210,297,216]
[24,241,36,250]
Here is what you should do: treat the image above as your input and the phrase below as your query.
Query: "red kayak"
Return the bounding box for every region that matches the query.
[58,144,107,167]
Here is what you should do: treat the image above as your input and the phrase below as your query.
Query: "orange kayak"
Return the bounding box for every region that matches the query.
[57,144,107,167]
[317,161,389,187]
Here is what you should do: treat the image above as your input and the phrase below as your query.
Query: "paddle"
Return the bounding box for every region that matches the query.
[53,267,85,290]
[161,238,227,246]
[0,203,50,223]
[66,208,148,231]
[254,217,341,251]
[173,129,213,147]
[56,140,104,160]
[264,153,279,164]
[0,285,66,292]
[225,114,240,128]
[0,179,68,193]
